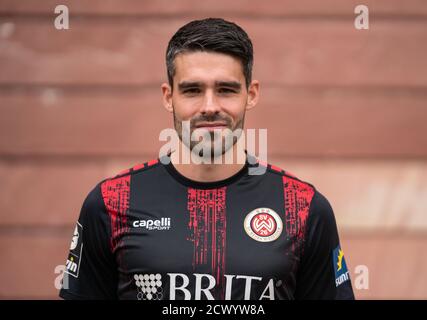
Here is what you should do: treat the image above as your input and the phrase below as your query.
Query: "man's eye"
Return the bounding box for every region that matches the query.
[183,88,200,94]
[218,88,236,94]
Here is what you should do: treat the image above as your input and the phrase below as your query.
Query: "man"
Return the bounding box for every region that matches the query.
[59,18,354,300]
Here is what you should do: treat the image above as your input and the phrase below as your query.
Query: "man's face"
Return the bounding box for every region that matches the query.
[162,51,258,158]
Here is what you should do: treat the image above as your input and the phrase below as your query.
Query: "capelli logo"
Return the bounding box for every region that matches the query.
[133,218,171,230]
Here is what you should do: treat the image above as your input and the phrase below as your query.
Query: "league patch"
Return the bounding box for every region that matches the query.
[65,221,83,278]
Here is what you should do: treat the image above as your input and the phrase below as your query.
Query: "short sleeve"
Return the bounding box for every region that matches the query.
[294,190,355,300]
[59,182,118,299]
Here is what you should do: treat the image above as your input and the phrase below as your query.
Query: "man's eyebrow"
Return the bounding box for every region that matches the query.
[177,81,242,90]
[215,81,242,90]
[177,81,203,90]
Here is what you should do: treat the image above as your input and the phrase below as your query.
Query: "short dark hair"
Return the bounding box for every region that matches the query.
[166,18,254,88]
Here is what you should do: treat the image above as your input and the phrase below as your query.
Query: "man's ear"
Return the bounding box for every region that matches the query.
[246,80,260,111]
[161,83,173,113]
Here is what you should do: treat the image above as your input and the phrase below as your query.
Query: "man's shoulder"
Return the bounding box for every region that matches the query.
[86,158,161,206]
[263,161,335,229]
[102,158,161,182]
[260,160,316,194]
[261,160,334,211]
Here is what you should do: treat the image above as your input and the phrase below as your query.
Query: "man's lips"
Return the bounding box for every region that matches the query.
[195,122,228,130]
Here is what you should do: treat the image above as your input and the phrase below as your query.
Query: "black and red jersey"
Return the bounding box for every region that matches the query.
[59,153,354,300]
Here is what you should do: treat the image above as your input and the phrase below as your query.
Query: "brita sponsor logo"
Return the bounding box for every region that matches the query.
[133,218,171,230]
[133,272,281,300]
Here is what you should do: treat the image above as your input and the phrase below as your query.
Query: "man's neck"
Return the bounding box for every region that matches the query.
[170,143,247,183]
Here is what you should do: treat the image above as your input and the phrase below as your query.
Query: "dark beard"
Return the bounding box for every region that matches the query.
[173,107,245,159]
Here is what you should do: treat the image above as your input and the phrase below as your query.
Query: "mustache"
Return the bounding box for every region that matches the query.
[190,114,232,128]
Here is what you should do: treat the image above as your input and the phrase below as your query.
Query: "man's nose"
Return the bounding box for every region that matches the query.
[200,90,221,114]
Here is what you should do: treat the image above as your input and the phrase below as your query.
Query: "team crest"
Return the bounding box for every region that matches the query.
[244,208,283,242]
